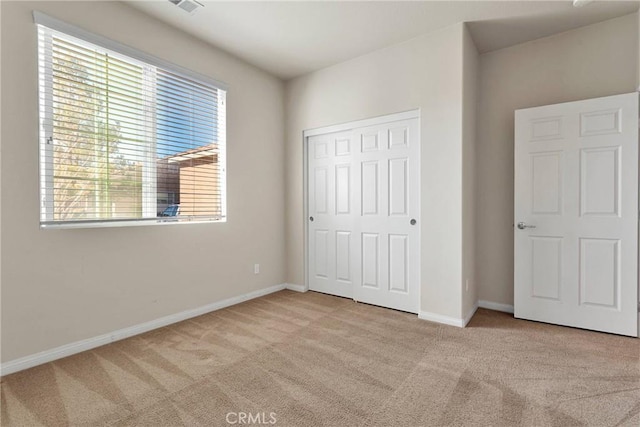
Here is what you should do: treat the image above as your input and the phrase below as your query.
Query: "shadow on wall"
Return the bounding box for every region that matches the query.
[467,3,639,54]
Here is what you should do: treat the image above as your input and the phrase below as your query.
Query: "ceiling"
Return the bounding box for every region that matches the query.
[125,1,639,80]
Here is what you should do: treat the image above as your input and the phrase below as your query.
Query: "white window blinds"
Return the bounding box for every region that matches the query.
[37,16,226,227]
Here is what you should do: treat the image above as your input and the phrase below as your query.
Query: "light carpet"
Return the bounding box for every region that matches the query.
[1,290,638,426]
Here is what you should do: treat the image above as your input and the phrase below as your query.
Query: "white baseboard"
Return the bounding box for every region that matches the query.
[419,302,479,328]
[419,311,466,328]
[284,283,307,293]
[478,300,514,314]
[463,303,479,327]
[0,283,288,377]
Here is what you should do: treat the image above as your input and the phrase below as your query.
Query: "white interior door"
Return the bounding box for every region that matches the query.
[352,119,420,313]
[514,92,638,337]
[308,130,356,299]
[307,113,420,313]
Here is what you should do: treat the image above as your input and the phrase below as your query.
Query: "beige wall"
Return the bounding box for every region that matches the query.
[1,1,286,362]
[285,24,471,320]
[3,1,638,365]
[462,26,478,318]
[476,13,638,306]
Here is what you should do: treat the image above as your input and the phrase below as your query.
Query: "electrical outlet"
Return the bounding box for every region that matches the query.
[254,264,260,275]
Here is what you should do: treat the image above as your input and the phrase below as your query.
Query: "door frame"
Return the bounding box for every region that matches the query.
[302,109,421,308]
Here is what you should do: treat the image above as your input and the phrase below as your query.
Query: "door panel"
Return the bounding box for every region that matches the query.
[314,167,328,214]
[335,231,352,283]
[514,92,638,337]
[389,158,408,216]
[335,165,351,214]
[531,152,562,215]
[530,236,562,301]
[336,137,351,156]
[580,147,619,216]
[314,229,329,279]
[361,131,380,152]
[389,234,408,293]
[579,238,619,308]
[307,115,420,313]
[361,161,379,215]
[362,233,379,288]
[308,131,354,298]
[353,118,420,313]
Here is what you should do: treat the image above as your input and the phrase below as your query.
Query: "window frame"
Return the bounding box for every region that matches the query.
[34,11,228,229]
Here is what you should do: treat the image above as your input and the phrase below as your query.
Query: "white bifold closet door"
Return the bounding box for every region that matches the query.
[307,115,419,313]
[514,92,638,337]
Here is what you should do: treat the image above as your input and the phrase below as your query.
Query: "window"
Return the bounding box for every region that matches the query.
[36,13,226,228]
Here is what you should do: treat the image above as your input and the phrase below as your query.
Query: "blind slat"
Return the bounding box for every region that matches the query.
[43,61,223,115]
[38,24,227,225]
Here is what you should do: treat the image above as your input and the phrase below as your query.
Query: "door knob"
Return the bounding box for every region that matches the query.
[309,216,314,222]
[410,219,417,225]
[517,222,536,230]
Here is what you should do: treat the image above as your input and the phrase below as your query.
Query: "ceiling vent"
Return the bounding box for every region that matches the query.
[168,0,203,14]
[572,0,594,7]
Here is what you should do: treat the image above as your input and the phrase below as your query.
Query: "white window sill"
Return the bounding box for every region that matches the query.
[40,217,226,230]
